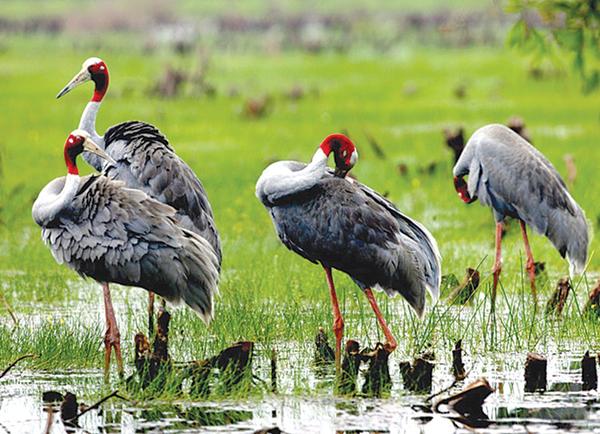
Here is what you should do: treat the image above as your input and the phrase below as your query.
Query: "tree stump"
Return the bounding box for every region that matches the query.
[443,127,465,163]
[582,351,597,391]
[314,327,335,364]
[338,340,361,395]
[452,340,466,380]
[506,116,532,143]
[524,352,547,392]
[60,392,78,422]
[583,281,600,318]
[361,343,392,396]
[400,356,434,393]
[434,377,494,423]
[448,268,480,304]
[545,277,571,317]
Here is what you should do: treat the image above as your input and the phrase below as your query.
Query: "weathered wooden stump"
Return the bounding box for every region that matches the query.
[545,277,571,317]
[443,127,465,163]
[60,392,78,423]
[434,377,494,422]
[132,310,253,398]
[212,341,254,389]
[448,268,480,304]
[243,95,272,119]
[152,67,187,98]
[582,351,597,391]
[314,327,335,364]
[133,309,173,388]
[338,340,361,395]
[452,340,466,380]
[361,343,392,396]
[189,341,254,397]
[583,281,600,318]
[400,355,434,393]
[524,352,547,392]
[188,359,212,398]
[270,348,277,393]
[506,116,532,143]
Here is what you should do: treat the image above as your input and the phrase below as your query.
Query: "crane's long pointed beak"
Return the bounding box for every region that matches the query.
[56,68,91,99]
[83,138,116,165]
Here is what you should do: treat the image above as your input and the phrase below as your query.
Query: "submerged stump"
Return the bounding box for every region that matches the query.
[524,352,547,392]
[314,327,335,364]
[361,343,392,396]
[583,281,600,318]
[546,277,571,317]
[212,341,254,390]
[132,311,253,397]
[338,340,361,395]
[133,309,173,388]
[434,377,494,426]
[448,268,480,305]
[582,351,597,391]
[452,340,467,381]
[400,355,434,393]
[60,392,78,423]
[188,341,254,397]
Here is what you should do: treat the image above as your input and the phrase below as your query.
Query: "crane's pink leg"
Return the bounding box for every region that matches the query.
[148,291,155,337]
[102,283,123,380]
[364,288,398,352]
[324,267,344,374]
[519,220,538,302]
[492,222,503,311]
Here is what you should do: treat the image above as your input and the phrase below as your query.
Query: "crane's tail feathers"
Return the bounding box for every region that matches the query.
[541,205,590,280]
[408,218,442,302]
[178,229,221,325]
[567,254,586,278]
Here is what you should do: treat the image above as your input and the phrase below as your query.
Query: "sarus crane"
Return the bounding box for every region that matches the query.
[56,57,221,356]
[453,124,589,307]
[256,134,441,371]
[32,130,220,377]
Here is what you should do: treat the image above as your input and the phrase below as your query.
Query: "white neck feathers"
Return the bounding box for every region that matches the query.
[256,148,329,205]
[32,174,81,226]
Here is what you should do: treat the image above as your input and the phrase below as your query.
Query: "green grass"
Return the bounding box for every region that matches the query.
[0,0,486,20]
[1,31,600,394]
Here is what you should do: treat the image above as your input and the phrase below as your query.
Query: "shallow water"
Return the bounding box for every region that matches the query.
[2,345,600,433]
[1,279,600,433]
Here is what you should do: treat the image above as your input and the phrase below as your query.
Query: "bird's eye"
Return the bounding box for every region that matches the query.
[342,150,348,158]
[69,138,74,144]
[99,65,105,71]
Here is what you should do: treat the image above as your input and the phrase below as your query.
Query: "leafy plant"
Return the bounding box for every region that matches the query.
[507,0,600,92]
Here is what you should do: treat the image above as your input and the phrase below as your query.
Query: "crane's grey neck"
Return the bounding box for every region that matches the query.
[79,101,104,146]
[256,149,329,205]
[32,174,81,226]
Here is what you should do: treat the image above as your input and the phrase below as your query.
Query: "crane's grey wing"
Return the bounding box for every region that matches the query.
[100,121,221,264]
[42,175,220,324]
[269,176,435,316]
[465,125,589,274]
[355,181,441,300]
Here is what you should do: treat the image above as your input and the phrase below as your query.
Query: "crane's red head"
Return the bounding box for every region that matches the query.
[319,133,358,178]
[56,57,109,102]
[453,176,476,203]
[63,129,114,175]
